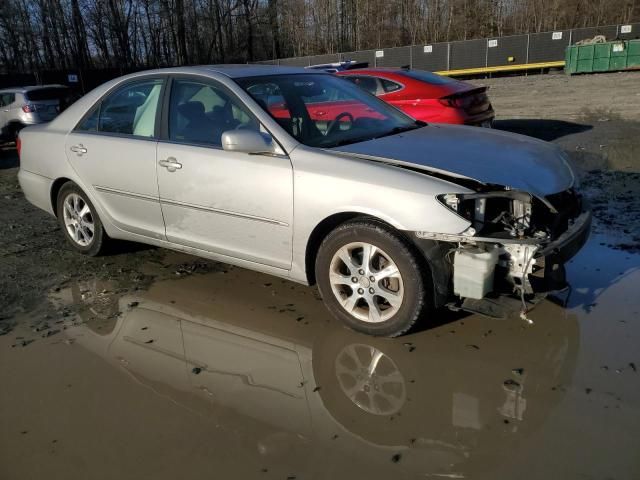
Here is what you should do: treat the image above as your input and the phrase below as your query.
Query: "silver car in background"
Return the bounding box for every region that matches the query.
[0,84,70,141]
[17,66,590,336]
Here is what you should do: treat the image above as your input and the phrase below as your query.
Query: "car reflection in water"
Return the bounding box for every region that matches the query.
[50,267,579,479]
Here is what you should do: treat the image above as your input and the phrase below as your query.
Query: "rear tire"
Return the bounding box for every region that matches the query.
[56,183,109,256]
[8,123,24,143]
[316,219,431,337]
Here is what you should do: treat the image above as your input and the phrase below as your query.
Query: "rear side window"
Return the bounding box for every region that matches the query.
[381,79,403,93]
[344,76,382,96]
[25,88,68,101]
[76,79,163,137]
[77,106,99,132]
[0,93,15,107]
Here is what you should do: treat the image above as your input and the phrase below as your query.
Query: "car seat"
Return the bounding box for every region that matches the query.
[177,101,220,144]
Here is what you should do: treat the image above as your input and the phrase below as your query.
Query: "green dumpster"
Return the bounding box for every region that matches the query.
[565,39,640,74]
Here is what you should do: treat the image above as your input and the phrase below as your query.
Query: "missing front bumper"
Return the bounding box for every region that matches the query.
[412,210,592,309]
[537,210,592,263]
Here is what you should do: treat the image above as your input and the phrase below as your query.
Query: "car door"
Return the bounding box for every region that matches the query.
[65,76,166,240]
[156,76,293,270]
[0,92,15,133]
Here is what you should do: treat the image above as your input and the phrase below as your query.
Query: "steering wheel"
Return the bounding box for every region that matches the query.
[326,112,354,136]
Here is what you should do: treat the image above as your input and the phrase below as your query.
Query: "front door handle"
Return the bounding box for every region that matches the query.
[158,157,182,172]
[70,144,87,156]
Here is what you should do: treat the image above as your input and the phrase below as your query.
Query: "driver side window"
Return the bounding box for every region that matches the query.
[169,79,258,147]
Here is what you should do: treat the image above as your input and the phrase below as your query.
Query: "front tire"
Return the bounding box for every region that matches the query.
[57,183,108,256]
[316,219,431,337]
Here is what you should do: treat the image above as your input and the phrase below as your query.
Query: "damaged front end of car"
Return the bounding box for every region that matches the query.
[412,185,591,318]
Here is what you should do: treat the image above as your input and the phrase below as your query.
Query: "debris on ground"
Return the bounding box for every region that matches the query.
[0,323,13,335]
[403,342,416,352]
[503,379,521,389]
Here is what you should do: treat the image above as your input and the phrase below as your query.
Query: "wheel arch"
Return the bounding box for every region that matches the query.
[50,177,74,217]
[304,212,450,308]
[304,211,414,286]
[2,121,25,139]
[305,212,363,285]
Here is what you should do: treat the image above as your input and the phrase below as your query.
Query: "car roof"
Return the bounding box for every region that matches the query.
[206,64,319,77]
[122,64,325,80]
[0,84,68,93]
[338,68,409,75]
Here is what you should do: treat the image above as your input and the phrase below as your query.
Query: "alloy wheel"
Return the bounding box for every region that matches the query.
[62,193,95,247]
[329,242,404,323]
[335,343,406,415]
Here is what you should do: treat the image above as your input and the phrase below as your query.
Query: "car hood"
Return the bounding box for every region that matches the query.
[332,124,575,197]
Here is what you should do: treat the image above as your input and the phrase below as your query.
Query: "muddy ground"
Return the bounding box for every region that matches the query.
[1,71,640,479]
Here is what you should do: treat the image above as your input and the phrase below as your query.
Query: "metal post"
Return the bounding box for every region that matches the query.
[447,42,451,71]
[485,40,489,68]
[526,34,530,64]
[79,69,86,94]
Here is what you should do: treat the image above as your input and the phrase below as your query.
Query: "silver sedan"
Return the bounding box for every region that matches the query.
[17,66,590,336]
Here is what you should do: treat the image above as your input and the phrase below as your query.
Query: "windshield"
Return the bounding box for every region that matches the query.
[235,74,420,148]
[25,87,69,102]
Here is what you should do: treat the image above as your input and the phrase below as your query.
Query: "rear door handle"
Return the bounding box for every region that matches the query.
[70,144,87,156]
[158,157,182,172]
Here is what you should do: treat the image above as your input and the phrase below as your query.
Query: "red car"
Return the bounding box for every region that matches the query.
[336,68,494,127]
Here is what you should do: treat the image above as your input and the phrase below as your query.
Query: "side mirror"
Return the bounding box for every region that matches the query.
[221,129,275,155]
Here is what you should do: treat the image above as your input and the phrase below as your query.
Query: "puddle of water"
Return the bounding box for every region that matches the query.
[1,237,639,479]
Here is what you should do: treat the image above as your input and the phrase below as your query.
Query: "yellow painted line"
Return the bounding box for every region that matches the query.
[435,61,565,76]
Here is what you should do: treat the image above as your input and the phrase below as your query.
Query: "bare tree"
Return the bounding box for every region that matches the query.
[0,0,638,74]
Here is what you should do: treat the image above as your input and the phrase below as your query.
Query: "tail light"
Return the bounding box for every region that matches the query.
[439,90,488,110]
[438,95,473,109]
[22,104,36,113]
[16,136,21,157]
